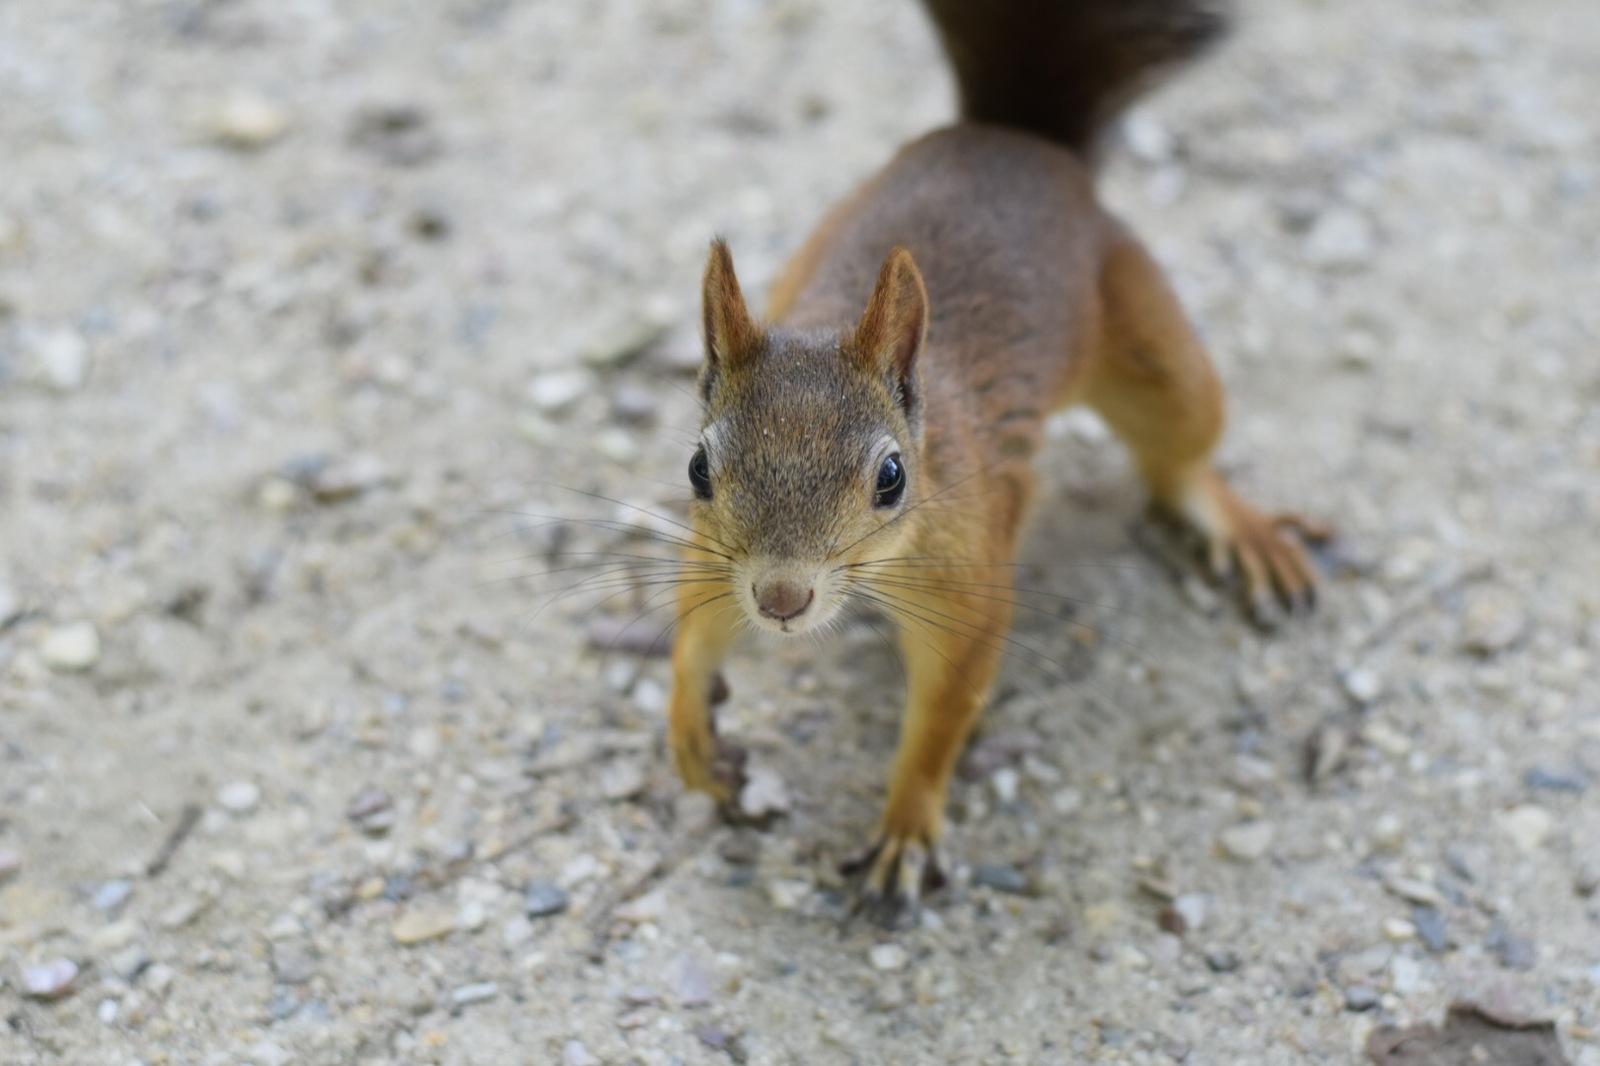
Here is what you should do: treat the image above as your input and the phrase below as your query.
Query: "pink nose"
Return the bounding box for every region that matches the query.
[754,582,814,622]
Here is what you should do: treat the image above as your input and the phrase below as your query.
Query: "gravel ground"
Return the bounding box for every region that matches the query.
[3,1,1598,1064]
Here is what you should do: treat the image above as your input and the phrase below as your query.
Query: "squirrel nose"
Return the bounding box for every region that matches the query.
[754,581,814,622]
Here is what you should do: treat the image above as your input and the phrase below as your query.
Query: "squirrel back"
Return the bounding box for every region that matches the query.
[921,0,1229,161]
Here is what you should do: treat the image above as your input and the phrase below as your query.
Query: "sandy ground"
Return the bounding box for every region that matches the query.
[2,1,1599,1064]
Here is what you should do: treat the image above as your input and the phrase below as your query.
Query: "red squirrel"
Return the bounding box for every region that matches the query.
[666,0,1322,919]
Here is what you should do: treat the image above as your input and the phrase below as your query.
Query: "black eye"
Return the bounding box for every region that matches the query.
[689,445,712,500]
[873,453,905,508]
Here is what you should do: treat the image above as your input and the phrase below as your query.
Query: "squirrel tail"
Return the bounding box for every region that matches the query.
[920,0,1229,161]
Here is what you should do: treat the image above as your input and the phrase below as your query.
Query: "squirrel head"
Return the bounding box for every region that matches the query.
[688,239,929,635]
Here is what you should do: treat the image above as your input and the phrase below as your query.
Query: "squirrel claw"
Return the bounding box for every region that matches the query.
[1163,472,1328,624]
[841,834,945,930]
[708,739,751,818]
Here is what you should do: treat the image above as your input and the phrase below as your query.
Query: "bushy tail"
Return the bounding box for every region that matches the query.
[920,0,1229,161]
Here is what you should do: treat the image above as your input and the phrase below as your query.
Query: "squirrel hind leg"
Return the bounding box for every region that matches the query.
[1084,229,1328,623]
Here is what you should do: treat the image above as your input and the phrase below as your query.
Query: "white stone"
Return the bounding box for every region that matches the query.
[1498,804,1555,853]
[1382,917,1417,942]
[211,90,290,149]
[563,1041,599,1066]
[40,622,101,672]
[1218,822,1275,861]
[869,943,908,971]
[766,878,811,911]
[1391,955,1424,996]
[1304,207,1375,269]
[1362,720,1412,757]
[217,781,261,813]
[1173,893,1207,932]
[599,759,647,801]
[1342,668,1384,705]
[451,981,499,1006]
[558,853,604,887]
[33,327,90,391]
[243,1041,293,1066]
[614,888,668,925]
[738,766,791,818]
[527,370,592,414]
[991,767,1020,805]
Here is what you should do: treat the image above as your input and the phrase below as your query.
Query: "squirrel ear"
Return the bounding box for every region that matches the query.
[701,238,758,371]
[854,247,928,414]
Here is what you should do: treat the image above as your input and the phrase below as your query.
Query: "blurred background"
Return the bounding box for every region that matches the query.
[2,2,1597,1064]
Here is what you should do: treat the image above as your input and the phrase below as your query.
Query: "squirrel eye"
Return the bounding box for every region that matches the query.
[688,445,713,500]
[873,453,905,509]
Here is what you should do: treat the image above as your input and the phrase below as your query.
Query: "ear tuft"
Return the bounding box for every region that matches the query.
[853,247,929,413]
[701,238,758,370]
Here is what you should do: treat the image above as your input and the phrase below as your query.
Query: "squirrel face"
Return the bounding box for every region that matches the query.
[689,240,929,635]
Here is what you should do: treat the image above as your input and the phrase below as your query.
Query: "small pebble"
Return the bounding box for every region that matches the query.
[1204,948,1240,973]
[1390,955,1424,996]
[599,759,647,801]
[1498,803,1555,853]
[451,981,499,1006]
[91,880,133,911]
[1460,595,1527,655]
[0,848,19,883]
[991,766,1020,805]
[623,985,659,1006]
[109,946,151,981]
[145,964,176,996]
[1344,983,1381,1011]
[525,880,569,918]
[91,918,140,952]
[869,943,909,971]
[348,102,440,166]
[391,905,457,945]
[40,622,101,672]
[33,327,90,391]
[22,958,80,1000]
[346,787,395,834]
[1341,668,1384,705]
[614,888,668,925]
[1361,720,1412,757]
[738,766,791,819]
[609,382,660,424]
[765,878,810,910]
[1575,860,1600,898]
[1384,875,1444,908]
[1304,207,1374,270]
[211,89,291,148]
[160,895,209,929]
[1217,822,1274,862]
[243,1042,293,1066]
[563,1041,599,1066]
[1369,812,1405,853]
[216,781,261,813]
[1172,893,1206,933]
[971,863,1028,895]
[718,831,762,867]
[1382,917,1417,942]
[1412,906,1448,952]
[1488,923,1537,971]
[1523,766,1588,794]
[669,953,712,1007]
[527,370,592,414]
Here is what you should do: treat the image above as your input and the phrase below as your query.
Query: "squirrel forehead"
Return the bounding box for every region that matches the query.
[702,333,903,444]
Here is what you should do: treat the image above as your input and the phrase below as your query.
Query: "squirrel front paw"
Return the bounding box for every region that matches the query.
[1159,468,1329,624]
[841,829,948,928]
[671,729,748,809]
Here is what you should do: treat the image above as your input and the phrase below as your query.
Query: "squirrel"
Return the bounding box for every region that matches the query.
[666,0,1324,919]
